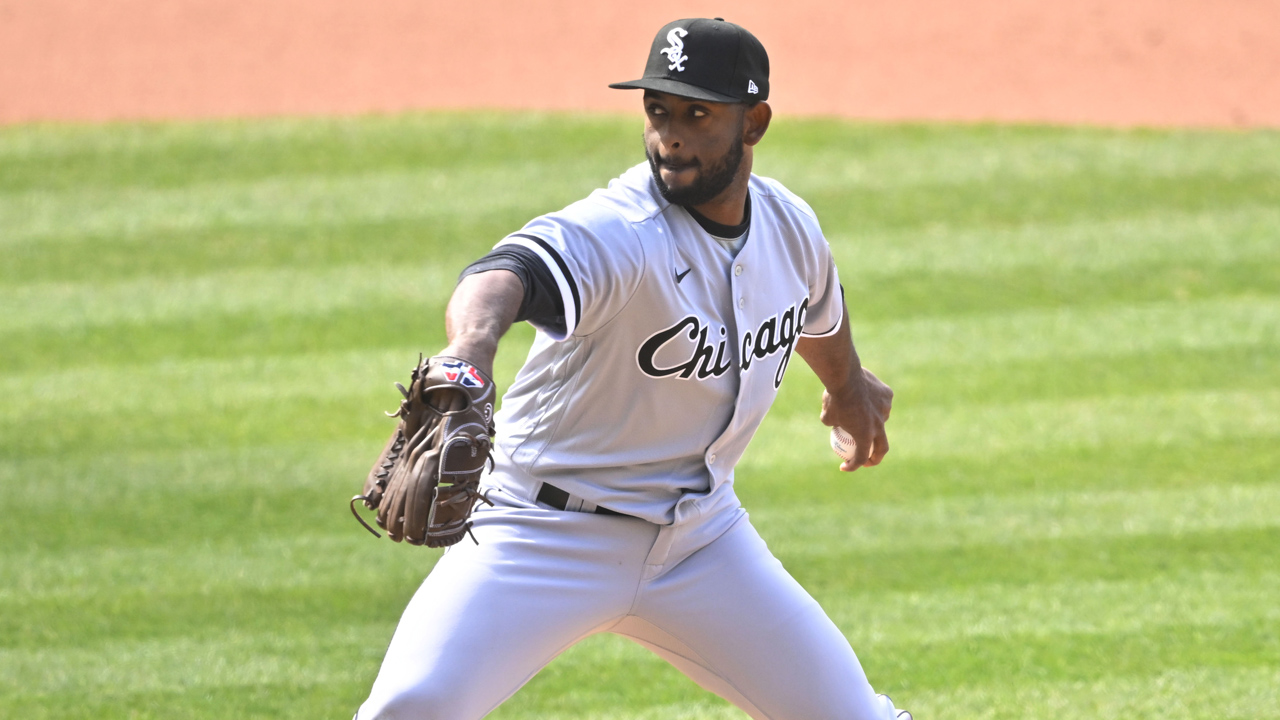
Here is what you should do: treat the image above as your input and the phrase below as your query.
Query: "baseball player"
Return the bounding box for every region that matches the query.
[355,17,906,720]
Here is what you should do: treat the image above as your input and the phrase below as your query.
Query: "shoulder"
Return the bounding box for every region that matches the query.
[522,163,664,242]
[749,174,827,248]
[585,162,669,224]
[750,173,821,225]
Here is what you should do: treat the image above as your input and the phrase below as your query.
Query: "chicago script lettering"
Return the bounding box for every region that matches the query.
[637,299,809,389]
[636,316,734,380]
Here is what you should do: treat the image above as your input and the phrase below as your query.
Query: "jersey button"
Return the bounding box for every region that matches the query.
[709,454,717,464]
[734,264,743,276]
[738,298,745,308]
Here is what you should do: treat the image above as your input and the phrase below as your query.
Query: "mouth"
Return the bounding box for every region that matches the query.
[657,159,700,182]
[654,151,699,174]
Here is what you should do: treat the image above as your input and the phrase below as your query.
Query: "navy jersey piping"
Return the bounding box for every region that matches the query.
[510,233,583,331]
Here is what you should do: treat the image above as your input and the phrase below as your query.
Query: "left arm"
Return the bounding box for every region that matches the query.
[795,303,893,471]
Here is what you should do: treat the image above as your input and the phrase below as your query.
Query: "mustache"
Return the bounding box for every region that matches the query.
[650,151,700,170]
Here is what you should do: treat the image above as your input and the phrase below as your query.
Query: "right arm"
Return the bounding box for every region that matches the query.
[437,270,525,379]
[795,302,893,471]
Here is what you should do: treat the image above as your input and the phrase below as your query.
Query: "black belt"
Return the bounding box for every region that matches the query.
[537,483,624,516]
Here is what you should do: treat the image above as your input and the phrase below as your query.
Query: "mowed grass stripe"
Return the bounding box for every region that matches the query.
[4,605,1275,713]
[786,525,1280,594]
[0,332,537,423]
[5,240,1276,333]
[873,621,1280,688]
[749,388,1280,468]
[8,249,1276,337]
[0,442,373,500]
[753,483,1279,553]
[802,170,1280,237]
[5,433,1275,551]
[8,473,1274,598]
[0,684,379,720]
[0,633,739,720]
[828,571,1280,646]
[9,119,1274,206]
[6,118,1278,192]
[900,666,1280,720]
[0,303,450,374]
[739,435,1280,507]
[8,510,1273,643]
[827,204,1280,277]
[759,123,1280,191]
[851,257,1280,320]
[5,384,1277,461]
[8,196,1278,286]
[5,366,1276,458]
[5,285,1276,378]
[5,425,1262,506]
[852,296,1279,370]
[0,262,457,334]
[0,162,623,247]
[0,533,415,602]
[0,625,386,695]
[884,344,1280,407]
[0,349,409,418]
[0,113,637,192]
[0,216,514,285]
[0,576,422,649]
[15,466,1277,559]
[468,629,1280,719]
[4,295,1274,407]
[891,388,1280,456]
[6,526,1275,648]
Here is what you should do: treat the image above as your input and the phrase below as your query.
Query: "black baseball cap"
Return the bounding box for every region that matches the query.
[609,18,769,103]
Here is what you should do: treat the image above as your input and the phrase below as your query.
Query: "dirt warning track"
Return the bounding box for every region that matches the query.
[2,0,1278,127]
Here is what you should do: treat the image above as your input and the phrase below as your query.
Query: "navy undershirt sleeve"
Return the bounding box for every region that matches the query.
[458,245,567,333]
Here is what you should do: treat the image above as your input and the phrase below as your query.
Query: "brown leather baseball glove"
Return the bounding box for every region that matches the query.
[350,355,496,547]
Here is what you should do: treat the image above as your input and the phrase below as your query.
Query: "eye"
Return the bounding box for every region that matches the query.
[647,104,667,117]
[689,106,710,119]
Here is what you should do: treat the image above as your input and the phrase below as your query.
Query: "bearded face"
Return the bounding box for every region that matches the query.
[646,128,746,207]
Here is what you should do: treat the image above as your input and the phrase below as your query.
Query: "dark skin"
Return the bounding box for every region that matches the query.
[642,90,769,225]
[439,91,892,471]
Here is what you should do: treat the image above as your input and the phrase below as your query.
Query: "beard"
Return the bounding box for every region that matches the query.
[646,134,745,208]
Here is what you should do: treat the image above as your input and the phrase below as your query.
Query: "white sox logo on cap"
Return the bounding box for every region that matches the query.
[660,27,689,71]
[610,18,770,102]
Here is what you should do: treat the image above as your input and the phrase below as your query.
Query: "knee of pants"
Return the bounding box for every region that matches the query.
[358,680,478,720]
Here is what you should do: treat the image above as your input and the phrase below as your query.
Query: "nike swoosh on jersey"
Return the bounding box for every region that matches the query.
[675,268,692,283]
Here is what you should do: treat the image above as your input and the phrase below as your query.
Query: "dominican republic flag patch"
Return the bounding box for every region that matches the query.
[442,360,485,388]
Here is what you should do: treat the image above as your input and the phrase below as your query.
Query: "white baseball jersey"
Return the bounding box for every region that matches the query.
[486,162,843,526]
[358,162,910,720]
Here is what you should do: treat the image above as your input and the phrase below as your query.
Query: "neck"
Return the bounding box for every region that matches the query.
[689,153,753,226]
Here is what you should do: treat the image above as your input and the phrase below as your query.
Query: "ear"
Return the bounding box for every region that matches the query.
[742,102,772,147]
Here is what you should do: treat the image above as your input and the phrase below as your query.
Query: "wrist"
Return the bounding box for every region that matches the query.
[825,364,867,402]
[437,338,497,379]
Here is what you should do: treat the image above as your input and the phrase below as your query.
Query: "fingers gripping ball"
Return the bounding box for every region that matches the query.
[350,356,497,548]
[830,426,857,464]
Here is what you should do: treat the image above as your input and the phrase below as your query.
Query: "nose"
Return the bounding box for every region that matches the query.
[655,124,682,152]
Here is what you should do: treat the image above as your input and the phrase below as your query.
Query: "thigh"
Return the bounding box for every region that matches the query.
[358,502,656,720]
[624,517,894,720]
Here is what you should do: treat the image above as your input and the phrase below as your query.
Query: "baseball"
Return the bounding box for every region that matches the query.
[829,426,857,462]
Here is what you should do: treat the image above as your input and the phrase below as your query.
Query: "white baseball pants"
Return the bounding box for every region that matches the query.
[357,487,899,720]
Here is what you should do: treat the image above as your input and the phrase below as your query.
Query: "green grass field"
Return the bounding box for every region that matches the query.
[1,112,1278,719]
